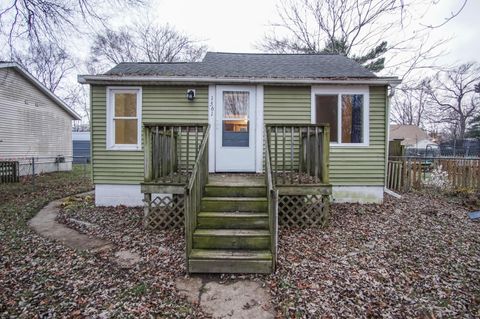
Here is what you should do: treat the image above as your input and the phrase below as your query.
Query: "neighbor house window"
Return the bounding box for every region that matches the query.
[107,87,142,150]
[313,87,368,145]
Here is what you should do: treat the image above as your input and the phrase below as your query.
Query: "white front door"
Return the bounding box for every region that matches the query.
[215,86,256,172]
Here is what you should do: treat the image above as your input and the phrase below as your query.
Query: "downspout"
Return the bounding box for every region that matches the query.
[385,85,393,185]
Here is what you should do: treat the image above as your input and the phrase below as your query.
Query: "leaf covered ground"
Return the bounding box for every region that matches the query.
[268,192,480,318]
[0,167,205,318]
[1,168,479,318]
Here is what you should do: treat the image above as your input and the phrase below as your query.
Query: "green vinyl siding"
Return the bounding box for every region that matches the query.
[264,85,387,186]
[91,84,386,186]
[329,86,386,186]
[91,85,208,184]
[264,86,311,123]
[263,86,311,169]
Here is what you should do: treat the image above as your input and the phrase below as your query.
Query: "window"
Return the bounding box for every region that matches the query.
[222,91,250,147]
[107,88,142,150]
[313,87,368,145]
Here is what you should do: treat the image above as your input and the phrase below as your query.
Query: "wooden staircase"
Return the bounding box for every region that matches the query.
[188,179,273,273]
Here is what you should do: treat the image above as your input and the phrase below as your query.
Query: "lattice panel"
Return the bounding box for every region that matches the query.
[144,194,185,230]
[279,194,329,227]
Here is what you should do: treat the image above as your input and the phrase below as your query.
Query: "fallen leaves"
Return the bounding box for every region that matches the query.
[263,192,480,318]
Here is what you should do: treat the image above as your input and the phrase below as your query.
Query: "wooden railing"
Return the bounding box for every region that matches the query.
[266,124,330,185]
[264,129,278,270]
[144,123,209,184]
[184,125,210,272]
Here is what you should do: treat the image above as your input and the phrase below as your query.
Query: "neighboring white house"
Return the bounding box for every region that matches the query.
[0,62,81,175]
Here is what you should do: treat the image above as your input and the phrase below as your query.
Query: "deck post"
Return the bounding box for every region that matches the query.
[321,125,330,184]
[144,126,153,182]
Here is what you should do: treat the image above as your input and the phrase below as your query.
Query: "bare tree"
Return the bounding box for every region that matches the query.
[89,22,207,73]
[12,42,75,93]
[89,28,138,66]
[260,0,466,73]
[63,84,90,124]
[426,63,480,141]
[391,79,432,127]
[0,0,144,47]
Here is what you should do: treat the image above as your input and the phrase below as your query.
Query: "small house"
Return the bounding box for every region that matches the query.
[79,52,400,273]
[0,62,81,175]
[390,124,439,156]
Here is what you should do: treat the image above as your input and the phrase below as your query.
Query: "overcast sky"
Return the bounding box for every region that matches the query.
[134,0,479,68]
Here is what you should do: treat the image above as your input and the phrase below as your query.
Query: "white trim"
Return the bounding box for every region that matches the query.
[79,75,401,86]
[255,85,264,173]
[106,86,142,151]
[311,85,370,147]
[332,186,384,203]
[208,84,216,172]
[1,62,81,119]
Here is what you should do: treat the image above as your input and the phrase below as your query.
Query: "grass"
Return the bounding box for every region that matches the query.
[0,164,93,233]
[0,165,206,317]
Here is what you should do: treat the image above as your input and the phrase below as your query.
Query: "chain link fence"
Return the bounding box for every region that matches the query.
[0,156,91,188]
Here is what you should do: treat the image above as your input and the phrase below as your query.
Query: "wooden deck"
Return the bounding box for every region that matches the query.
[141,123,332,274]
[208,174,265,186]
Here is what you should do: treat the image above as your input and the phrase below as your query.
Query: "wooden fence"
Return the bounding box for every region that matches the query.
[387,157,480,192]
[0,161,20,183]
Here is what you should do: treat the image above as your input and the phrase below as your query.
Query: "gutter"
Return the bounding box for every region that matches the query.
[78,74,402,86]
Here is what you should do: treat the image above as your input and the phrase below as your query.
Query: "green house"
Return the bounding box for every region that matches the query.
[79,52,400,273]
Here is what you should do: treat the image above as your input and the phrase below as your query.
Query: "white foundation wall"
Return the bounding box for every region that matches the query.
[95,184,144,206]
[95,184,385,206]
[95,184,171,207]
[332,186,384,204]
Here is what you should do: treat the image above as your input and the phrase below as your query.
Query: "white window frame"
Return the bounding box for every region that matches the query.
[106,87,142,151]
[311,85,370,147]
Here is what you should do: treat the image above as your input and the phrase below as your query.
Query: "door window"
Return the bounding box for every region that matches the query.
[222,91,249,147]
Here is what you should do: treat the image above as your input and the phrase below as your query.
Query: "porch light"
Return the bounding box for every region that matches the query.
[186,89,196,101]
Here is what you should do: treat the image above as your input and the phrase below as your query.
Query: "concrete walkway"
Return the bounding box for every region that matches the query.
[29,192,141,268]
[29,192,112,252]
[176,276,274,319]
[30,193,274,317]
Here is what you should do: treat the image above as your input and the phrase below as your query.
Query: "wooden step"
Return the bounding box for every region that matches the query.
[197,211,269,229]
[189,249,272,273]
[193,229,270,250]
[205,185,267,198]
[200,197,268,212]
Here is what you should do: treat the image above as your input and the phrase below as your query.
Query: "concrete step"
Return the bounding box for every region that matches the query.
[197,211,269,229]
[200,197,268,212]
[193,229,271,250]
[189,249,272,273]
[204,185,267,198]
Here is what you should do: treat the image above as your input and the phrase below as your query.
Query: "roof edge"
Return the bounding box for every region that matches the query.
[0,62,81,120]
[78,74,401,86]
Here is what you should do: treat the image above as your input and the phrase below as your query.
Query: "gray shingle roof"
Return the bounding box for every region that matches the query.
[105,52,377,79]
